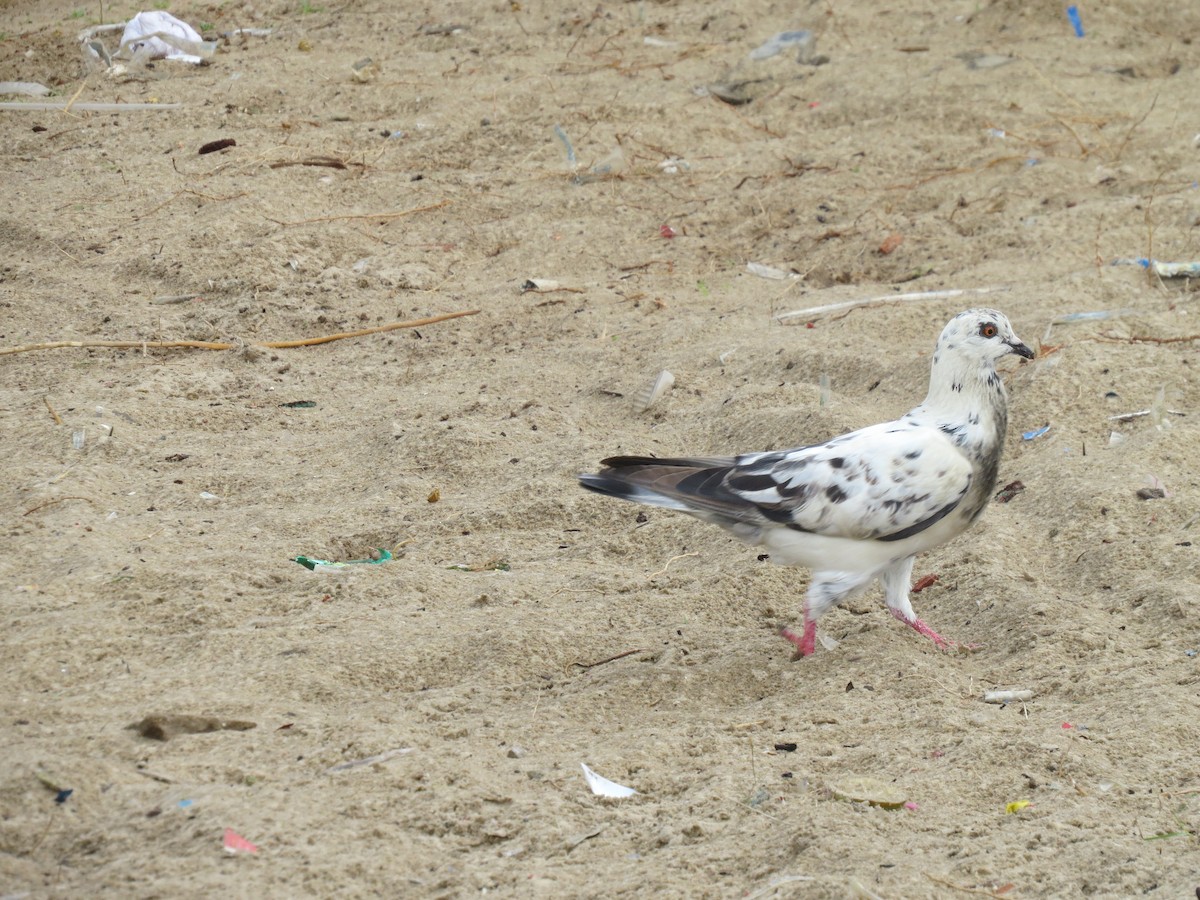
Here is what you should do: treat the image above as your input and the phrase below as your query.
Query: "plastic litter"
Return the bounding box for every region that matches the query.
[293,548,393,573]
[351,57,380,83]
[637,370,675,412]
[223,828,259,854]
[1005,800,1033,814]
[118,11,217,64]
[1066,5,1084,38]
[746,262,791,280]
[1022,424,1050,441]
[0,82,51,97]
[581,763,637,798]
[1052,309,1133,324]
[749,30,815,63]
[983,690,1033,704]
[1111,257,1200,278]
[830,776,907,809]
[553,124,577,170]
[326,747,413,773]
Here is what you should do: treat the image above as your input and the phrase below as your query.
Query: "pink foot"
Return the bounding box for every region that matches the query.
[889,609,979,652]
[780,621,816,659]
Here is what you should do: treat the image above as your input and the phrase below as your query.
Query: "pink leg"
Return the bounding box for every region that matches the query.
[889,609,979,651]
[780,620,816,659]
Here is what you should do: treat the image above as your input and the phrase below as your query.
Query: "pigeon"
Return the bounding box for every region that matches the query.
[579,309,1034,657]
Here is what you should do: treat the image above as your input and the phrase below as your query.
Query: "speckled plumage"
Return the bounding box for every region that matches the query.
[579,309,1034,657]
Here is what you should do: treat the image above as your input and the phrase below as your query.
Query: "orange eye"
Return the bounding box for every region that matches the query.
[979,323,997,338]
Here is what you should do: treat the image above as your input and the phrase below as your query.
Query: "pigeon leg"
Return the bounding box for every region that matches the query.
[779,621,815,658]
[783,570,875,658]
[881,557,957,650]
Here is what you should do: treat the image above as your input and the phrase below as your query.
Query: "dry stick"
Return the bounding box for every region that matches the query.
[572,648,648,669]
[259,310,479,348]
[925,874,1010,898]
[775,286,1010,323]
[0,309,480,356]
[268,156,351,170]
[273,199,451,227]
[61,77,89,116]
[1113,92,1158,165]
[24,496,94,516]
[43,397,63,425]
[647,551,699,580]
[2,339,234,355]
[1095,333,1200,346]
[1048,113,1090,157]
[1143,167,1167,270]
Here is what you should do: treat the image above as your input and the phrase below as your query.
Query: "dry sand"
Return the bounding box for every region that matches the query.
[2,0,1199,896]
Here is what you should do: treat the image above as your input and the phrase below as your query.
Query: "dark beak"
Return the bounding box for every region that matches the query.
[1007,340,1035,360]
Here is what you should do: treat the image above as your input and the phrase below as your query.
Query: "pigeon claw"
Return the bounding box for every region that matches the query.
[780,622,816,659]
[889,609,980,652]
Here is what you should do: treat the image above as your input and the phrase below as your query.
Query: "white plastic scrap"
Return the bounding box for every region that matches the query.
[983,690,1033,704]
[637,370,675,412]
[746,261,790,280]
[119,11,217,64]
[580,763,637,798]
[0,82,51,97]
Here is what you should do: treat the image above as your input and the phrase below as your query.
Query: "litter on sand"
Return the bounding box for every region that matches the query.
[983,690,1033,704]
[293,548,393,573]
[775,286,1009,323]
[637,370,675,412]
[1110,257,1200,278]
[117,11,217,64]
[223,828,259,854]
[326,747,413,773]
[829,776,907,809]
[580,763,638,798]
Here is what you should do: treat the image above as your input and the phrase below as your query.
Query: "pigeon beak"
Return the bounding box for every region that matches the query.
[1006,340,1035,360]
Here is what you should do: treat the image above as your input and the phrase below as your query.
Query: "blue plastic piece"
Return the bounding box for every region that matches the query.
[1066,6,1084,37]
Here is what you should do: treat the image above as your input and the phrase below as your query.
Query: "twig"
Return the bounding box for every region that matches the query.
[1114,92,1158,165]
[326,747,413,773]
[1094,333,1200,346]
[647,551,699,579]
[272,199,451,227]
[775,286,1010,323]
[61,78,89,116]
[572,648,648,669]
[28,809,56,855]
[925,873,1010,897]
[268,156,352,170]
[2,339,235,355]
[24,496,95,516]
[43,397,63,425]
[745,875,816,900]
[0,310,480,356]
[260,310,479,348]
[0,101,182,111]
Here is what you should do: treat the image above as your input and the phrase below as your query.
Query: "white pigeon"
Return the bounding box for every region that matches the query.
[579,309,1034,657]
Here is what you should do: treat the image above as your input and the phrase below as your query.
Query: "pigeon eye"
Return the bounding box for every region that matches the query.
[979,323,998,338]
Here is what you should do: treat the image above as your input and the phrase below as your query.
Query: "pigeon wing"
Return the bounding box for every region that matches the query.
[723,424,974,541]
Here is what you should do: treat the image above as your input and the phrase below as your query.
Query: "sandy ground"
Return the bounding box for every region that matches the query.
[2,0,1200,897]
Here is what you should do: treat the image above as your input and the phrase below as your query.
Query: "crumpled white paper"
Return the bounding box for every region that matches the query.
[119,11,214,64]
[580,763,638,798]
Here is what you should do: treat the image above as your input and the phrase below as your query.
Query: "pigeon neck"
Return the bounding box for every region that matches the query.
[921,350,1006,421]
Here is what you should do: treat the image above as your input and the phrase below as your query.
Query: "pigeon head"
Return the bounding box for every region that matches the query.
[939,309,1034,365]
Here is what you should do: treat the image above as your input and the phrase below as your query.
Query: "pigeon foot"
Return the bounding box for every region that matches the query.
[780,622,816,659]
[889,608,980,651]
